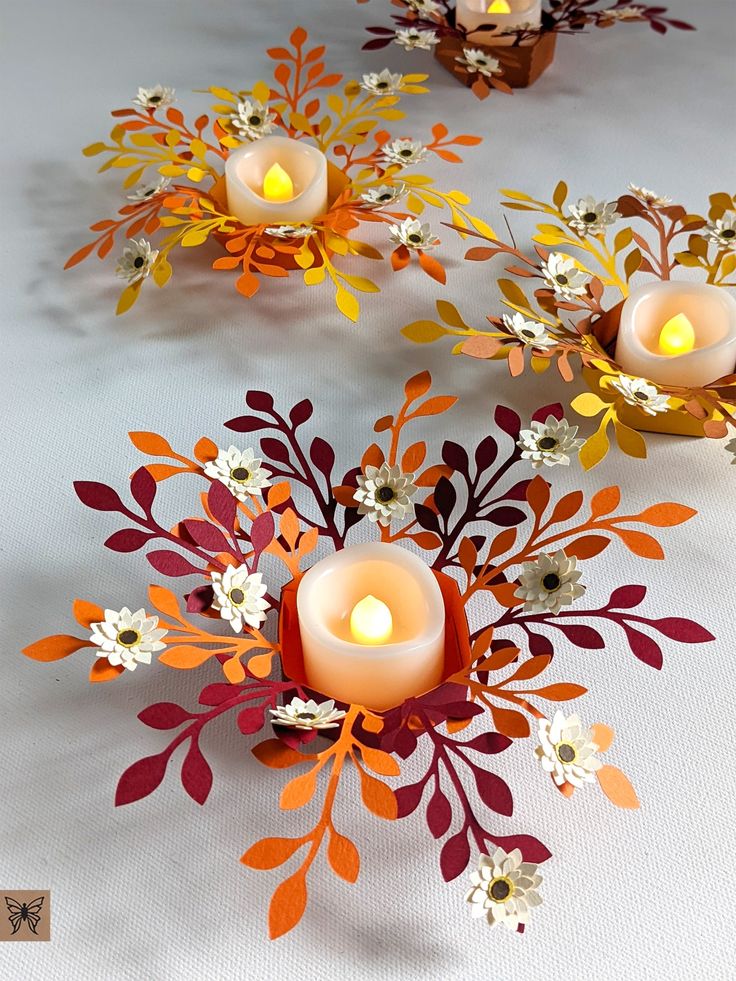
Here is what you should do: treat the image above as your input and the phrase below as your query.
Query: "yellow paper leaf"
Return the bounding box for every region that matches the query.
[401,320,448,344]
[335,286,359,322]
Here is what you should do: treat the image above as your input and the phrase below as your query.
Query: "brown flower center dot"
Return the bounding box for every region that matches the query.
[557,742,576,763]
[377,487,395,503]
[408,233,422,244]
[555,274,568,285]
[490,878,512,902]
[542,573,561,592]
[229,588,246,606]
[583,212,597,222]
[538,436,557,451]
[231,467,250,481]
[634,391,649,401]
[133,256,145,268]
[118,629,140,647]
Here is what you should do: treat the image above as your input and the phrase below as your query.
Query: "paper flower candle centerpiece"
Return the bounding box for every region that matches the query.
[403,185,736,467]
[23,371,713,939]
[362,0,694,97]
[614,282,736,387]
[225,136,328,226]
[67,27,488,321]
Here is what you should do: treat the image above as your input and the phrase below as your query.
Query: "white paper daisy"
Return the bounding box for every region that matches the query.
[361,69,404,96]
[354,462,417,526]
[381,138,428,168]
[389,217,439,251]
[465,847,543,931]
[568,196,621,236]
[515,550,585,614]
[455,47,502,78]
[704,215,736,250]
[517,416,584,468]
[394,28,439,50]
[535,711,602,788]
[211,565,269,633]
[89,607,167,671]
[264,224,315,239]
[361,183,406,208]
[406,0,442,14]
[203,446,271,501]
[542,253,589,299]
[611,375,671,415]
[502,312,556,350]
[126,176,171,202]
[609,5,645,19]
[627,184,672,208]
[133,85,175,110]
[270,697,347,730]
[229,98,276,141]
[115,238,159,284]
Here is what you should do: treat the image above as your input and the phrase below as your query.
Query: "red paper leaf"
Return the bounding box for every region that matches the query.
[115,752,169,805]
[180,741,213,805]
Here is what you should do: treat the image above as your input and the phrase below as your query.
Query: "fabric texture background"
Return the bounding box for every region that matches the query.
[1,0,733,978]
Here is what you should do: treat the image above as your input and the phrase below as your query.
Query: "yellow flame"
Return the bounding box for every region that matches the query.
[658,313,696,356]
[349,595,393,645]
[487,0,512,12]
[262,162,294,202]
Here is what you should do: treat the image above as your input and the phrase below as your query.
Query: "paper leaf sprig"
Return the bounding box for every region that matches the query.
[362,1,693,99]
[23,371,713,937]
[402,185,736,467]
[68,26,487,321]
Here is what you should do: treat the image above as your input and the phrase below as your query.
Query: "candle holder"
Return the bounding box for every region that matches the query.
[67,27,488,322]
[24,371,712,938]
[402,184,736,468]
[362,1,694,99]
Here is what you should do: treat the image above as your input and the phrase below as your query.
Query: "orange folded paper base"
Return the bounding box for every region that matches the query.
[278,568,472,711]
[434,33,556,90]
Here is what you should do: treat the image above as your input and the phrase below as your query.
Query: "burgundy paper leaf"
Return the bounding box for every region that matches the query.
[527,630,554,656]
[289,399,313,428]
[426,784,453,839]
[182,519,232,554]
[198,683,239,706]
[225,414,271,433]
[647,618,715,642]
[251,511,276,560]
[554,623,605,649]
[440,829,471,881]
[504,479,532,501]
[260,437,291,464]
[130,466,157,514]
[138,702,193,730]
[362,36,393,49]
[494,405,521,439]
[237,706,266,735]
[146,550,203,577]
[486,506,527,527]
[309,437,335,477]
[474,434,498,472]
[531,403,564,424]
[415,503,441,534]
[207,479,237,531]
[104,529,156,553]
[462,732,512,755]
[434,477,456,520]
[623,625,663,669]
[395,781,425,818]
[437,701,485,721]
[74,481,126,513]
[187,584,214,613]
[473,767,513,816]
[442,441,469,474]
[490,833,552,864]
[246,391,275,413]
[115,752,169,806]
[607,585,647,609]
[180,740,213,805]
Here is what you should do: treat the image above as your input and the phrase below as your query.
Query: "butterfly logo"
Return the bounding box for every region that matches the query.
[5,896,45,936]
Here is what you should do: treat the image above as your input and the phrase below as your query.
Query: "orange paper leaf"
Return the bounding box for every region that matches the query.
[241,836,304,870]
[73,599,104,629]
[597,764,640,809]
[327,831,360,883]
[268,872,307,939]
[22,635,90,663]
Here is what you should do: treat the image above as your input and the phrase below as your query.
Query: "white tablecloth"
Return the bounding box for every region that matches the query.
[2,0,734,978]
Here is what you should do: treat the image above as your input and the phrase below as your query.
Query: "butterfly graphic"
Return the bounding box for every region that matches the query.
[5,896,45,935]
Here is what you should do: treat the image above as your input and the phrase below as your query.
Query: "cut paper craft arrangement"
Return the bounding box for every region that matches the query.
[23,371,714,939]
[361,1,693,98]
[67,27,489,321]
[403,185,736,468]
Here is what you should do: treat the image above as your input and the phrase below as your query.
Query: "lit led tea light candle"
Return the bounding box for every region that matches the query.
[614,282,736,388]
[297,543,445,711]
[456,0,542,44]
[225,135,328,226]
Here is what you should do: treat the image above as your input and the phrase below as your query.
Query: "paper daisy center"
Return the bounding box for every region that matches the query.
[399,149,413,158]
[248,114,262,125]
[229,587,246,606]
[556,741,577,764]
[133,256,145,269]
[117,628,140,648]
[722,229,735,239]
[377,486,395,502]
[542,573,561,592]
[296,711,316,720]
[555,273,569,285]
[583,211,598,223]
[520,328,536,339]
[538,436,558,450]
[489,877,513,903]
[231,466,251,482]
[408,233,422,244]
[634,391,649,401]
[378,192,393,202]
[149,95,161,104]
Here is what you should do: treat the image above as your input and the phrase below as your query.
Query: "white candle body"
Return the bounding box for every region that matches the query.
[456,0,542,45]
[614,282,736,387]
[225,135,328,226]
[297,543,446,711]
